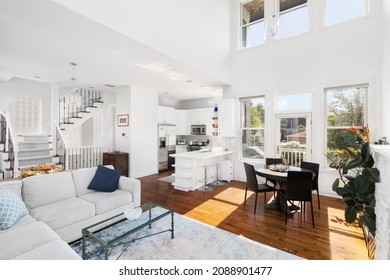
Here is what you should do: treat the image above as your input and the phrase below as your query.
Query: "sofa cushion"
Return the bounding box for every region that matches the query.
[0,189,28,230]
[88,165,121,192]
[0,221,59,260]
[22,172,76,209]
[0,180,23,199]
[0,215,37,236]
[13,240,81,260]
[78,189,133,215]
[28,197,95,231]
[72,165,114,196]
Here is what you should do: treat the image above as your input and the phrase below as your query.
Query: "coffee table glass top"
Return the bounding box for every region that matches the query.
[82,201,173,246]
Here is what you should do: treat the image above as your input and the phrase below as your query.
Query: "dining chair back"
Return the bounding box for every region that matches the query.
[282,170,314,227]
[265,158,283,188]
[243,162,275,214]
[300,161,320,209]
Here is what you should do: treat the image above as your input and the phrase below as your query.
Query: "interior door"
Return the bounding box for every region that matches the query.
[275,114,311,166]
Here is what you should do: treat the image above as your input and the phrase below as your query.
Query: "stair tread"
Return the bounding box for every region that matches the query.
[18,141,49,144]
[18,155,54,160]
[18,148,51,152]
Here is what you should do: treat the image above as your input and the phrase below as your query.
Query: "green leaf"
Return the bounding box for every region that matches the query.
[343,158,363,172]
[362,168,380,183]
[341,196,354,204]
[345,206,357,223]
[336,187,351,197]
[332,178,340,191]
[362,155,374,168]
[354,175,370,194]
[360,142,370,162]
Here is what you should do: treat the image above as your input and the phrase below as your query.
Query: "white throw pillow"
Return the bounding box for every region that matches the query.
[0,189,28,230]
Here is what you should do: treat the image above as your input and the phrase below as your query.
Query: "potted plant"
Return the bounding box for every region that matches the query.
[327,126,380,236]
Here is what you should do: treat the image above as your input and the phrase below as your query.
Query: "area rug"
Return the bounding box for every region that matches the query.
[70,213,302,260]
[157,175,175,183]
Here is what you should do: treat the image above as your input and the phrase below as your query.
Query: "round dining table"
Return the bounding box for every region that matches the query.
[255,166,314,212]
[255,166,313,184]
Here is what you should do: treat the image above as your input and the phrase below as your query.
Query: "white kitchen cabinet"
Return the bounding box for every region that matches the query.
[186,108,213,135]
[220,160,233,182]
[217,99,238,137]
[158,106,176,124]
[176,110,187,135]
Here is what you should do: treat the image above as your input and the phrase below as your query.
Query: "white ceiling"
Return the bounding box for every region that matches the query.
[0,0,229,100]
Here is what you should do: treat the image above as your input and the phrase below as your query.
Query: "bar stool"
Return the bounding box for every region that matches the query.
[211,162,224,186]
[198,165,214,192]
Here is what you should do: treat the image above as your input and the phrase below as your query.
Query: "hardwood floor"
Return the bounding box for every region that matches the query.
[139,170,368,260]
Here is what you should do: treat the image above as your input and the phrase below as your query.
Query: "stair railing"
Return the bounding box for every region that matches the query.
[66,146,103,170]
[0,111,18,177]
[55,123,67,170]
[59,89,102,126]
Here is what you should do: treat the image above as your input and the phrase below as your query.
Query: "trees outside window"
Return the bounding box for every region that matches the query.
[240,96,265,159]
[325,84,367,165]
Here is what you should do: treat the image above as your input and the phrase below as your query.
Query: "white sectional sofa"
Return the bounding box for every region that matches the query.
[0,165,141,260]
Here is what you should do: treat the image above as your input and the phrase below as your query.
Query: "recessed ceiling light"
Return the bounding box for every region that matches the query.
[164,92,168,95]
[104,84,115,88]
[201,85,206,87]
[187,80,192,83]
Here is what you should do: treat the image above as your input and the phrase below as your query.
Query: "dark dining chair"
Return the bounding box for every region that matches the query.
[243,162,275,214]
[280,171,314,227]
[300,161,320,209]
[265,158,283,188]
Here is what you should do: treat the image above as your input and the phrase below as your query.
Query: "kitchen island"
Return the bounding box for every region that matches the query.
[170,150,234,191]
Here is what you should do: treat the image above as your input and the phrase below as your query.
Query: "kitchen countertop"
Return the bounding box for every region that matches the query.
[170,150,234,159]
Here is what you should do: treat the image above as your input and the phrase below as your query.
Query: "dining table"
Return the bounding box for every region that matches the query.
[255,165,314,212]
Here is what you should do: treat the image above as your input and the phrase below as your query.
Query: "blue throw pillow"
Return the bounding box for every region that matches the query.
[0,189,28,230]
[88,165,121,192]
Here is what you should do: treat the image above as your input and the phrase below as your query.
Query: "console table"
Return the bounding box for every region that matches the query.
[103,152,129,177]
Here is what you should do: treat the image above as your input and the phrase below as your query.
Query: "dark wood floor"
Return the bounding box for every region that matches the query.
[139,170,368,260]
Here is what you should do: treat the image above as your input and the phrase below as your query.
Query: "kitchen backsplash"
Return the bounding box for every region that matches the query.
[177,135,235,151]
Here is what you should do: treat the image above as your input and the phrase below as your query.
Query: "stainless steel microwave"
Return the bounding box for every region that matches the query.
[191,125,206,135]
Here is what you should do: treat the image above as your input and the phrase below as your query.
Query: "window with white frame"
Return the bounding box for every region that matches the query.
[276,0,308,39]
[325,84,367,165]
[240,0,265,48]
[240,96,265,159]
[275,92,312,112]
[325,0,368,26]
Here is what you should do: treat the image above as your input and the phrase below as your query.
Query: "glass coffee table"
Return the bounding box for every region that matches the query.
[82,201,174,260]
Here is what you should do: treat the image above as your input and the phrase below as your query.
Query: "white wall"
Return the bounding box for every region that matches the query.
[225,0,383,197]
[129,86,158,178]
[382,1,390,140]
[52,0,232,83]
[0,77,51,134]
[115,86,131,153]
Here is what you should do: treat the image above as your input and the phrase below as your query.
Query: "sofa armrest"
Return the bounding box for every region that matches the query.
[118,176,141,207]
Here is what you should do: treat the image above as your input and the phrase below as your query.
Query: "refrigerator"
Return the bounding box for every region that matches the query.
[158,124,176,171]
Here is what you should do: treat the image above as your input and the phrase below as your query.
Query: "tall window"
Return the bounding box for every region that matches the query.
[241,96,265,159]
[325,84,367,164]
[277,0,308,39]
[241,0,265,48]
[325,0,368,26]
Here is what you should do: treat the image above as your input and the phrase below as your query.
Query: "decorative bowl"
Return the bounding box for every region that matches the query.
[124,207,142,220]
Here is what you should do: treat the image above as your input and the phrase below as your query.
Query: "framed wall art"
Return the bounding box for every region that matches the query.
[117,114,129,127]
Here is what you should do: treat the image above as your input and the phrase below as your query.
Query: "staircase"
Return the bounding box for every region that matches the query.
[16,135,55,171]
[59,89,103,131]
[0,89,104,179]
